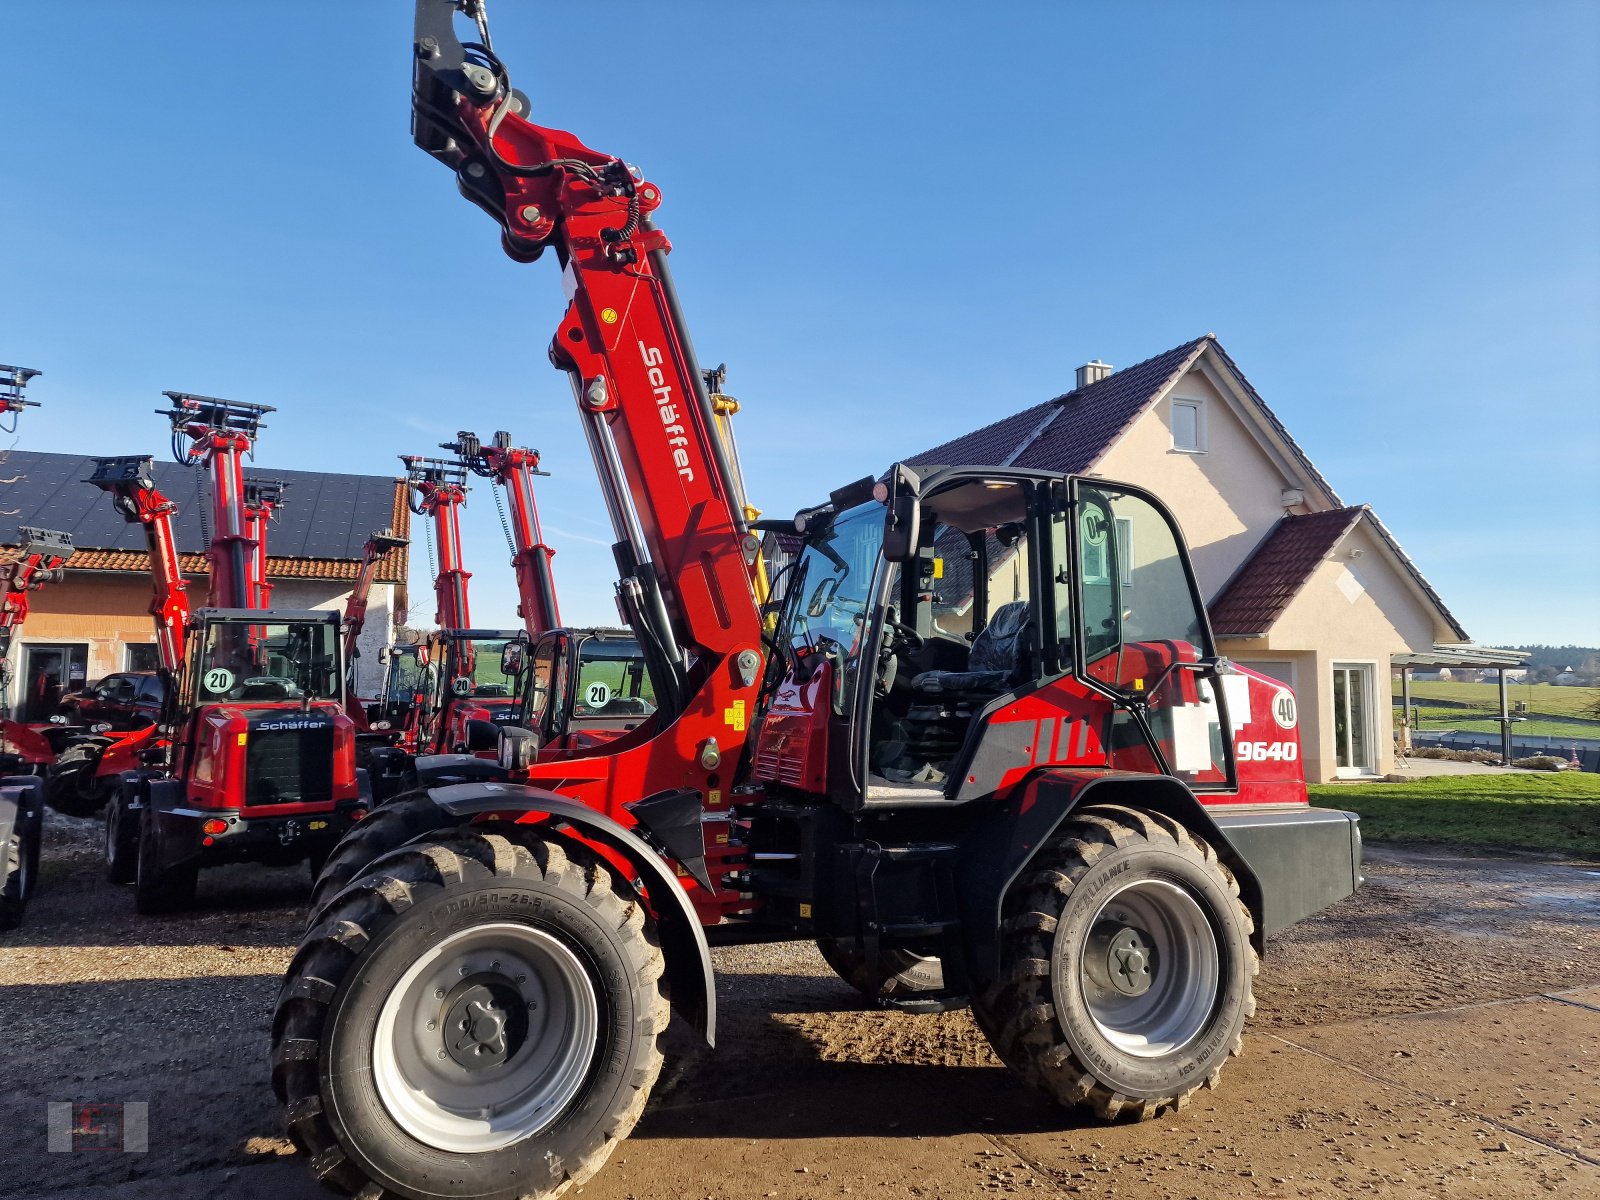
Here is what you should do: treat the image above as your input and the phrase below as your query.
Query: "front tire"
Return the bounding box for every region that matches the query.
[0,802,40,930]
[971,805,1257,1120]
[273,826,669,1200]
[104,786,138,885]
[134,806,197,914]
[304,788,462,929]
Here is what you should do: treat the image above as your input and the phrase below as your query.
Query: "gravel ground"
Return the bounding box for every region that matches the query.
[1,810,1597,1198]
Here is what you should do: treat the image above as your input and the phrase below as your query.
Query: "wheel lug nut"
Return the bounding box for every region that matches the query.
[517,974,526,983]
[426,1020,436,1031]
[459,966,469,976]
[490,960,500,970]
[434,988,445,999]
[436,1050,446,1059]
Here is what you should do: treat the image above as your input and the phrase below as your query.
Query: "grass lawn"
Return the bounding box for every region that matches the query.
[1394,679,1600,721]
[1308,772,1600,857]
[1410,708,1598,739]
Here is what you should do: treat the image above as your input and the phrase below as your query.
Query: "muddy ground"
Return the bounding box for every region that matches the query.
[1,813,1596,1199]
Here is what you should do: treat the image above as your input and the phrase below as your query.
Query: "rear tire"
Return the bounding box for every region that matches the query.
[104,786,137,885]
[134,805,197,914]
[816,938,944,1001]
[304,788,461,929]
[970,805,1257,1121]
[46,741,110,818]
[273,826,668,1200]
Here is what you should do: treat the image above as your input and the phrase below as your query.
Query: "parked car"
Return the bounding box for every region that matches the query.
[56,672,166,729]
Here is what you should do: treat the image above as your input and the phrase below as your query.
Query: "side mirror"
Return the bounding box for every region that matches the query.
[377,645,392,666]
[497,725,540,773]
[501,641,526,677]
[138,746,165,765]
[464,719,499,752]
[880,463,921,563]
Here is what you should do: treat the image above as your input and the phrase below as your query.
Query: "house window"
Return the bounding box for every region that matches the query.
[1171,398,1206,453]
[125,643,161,672]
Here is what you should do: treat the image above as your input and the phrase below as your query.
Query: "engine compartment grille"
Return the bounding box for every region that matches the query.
[245,725,334,807]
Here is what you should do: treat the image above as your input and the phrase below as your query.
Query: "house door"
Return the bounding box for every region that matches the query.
[1332,662,1375,776]
[21,643,89,720]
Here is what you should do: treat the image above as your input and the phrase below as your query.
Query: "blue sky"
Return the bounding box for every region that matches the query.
[2,2,1596,645]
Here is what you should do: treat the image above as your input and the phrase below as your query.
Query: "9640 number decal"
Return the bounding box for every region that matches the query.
[1236,740,1298,763]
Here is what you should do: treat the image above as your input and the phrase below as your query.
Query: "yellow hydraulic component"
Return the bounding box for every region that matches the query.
[707,376,772,612]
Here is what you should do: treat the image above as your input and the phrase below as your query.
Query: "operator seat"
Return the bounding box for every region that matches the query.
[911,600,1032,696]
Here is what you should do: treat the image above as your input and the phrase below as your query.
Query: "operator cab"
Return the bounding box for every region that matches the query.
[417,628,527,754]
[185,609,343,708]
[519,628,658,751]
[761,465,1239,809]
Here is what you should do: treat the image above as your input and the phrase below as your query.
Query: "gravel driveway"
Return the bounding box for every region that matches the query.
[2,812,1596,1198]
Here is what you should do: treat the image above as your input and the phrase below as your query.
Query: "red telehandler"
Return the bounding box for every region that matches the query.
[355,431,661,814]
[390,453,525,756]
[0,527,75,929]
[448,428,657,747]
[272,7,1361,1196]
[92,396,367,912]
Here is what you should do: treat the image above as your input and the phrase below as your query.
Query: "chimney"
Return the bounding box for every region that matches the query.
[1075,360,1113,389]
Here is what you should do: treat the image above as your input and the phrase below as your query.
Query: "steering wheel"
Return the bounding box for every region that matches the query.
[885,619,923,651]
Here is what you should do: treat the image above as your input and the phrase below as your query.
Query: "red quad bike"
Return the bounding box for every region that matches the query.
[89,398,369,913]
[271,7,1362,1198]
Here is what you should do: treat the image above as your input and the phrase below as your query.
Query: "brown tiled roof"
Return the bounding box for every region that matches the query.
[905,335,1342,509]
[1207,508,1364,637]
[1208,505,1469,641]
[65,549,405,584]
[908,337,1211,473]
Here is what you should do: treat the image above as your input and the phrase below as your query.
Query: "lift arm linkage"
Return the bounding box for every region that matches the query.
[242,478,288,611]
[86,457,190,674]
[449,430,560,639]
[343,527,409,713]
[403,454,473,630]
[162,391,274,611]
[0,527,75,681]
[412,1,763,723]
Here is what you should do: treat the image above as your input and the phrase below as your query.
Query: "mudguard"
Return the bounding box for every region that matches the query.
[426,780,718,1047]
[956,768,1359,976]
[412,753,510,786]
[1,721,54,765]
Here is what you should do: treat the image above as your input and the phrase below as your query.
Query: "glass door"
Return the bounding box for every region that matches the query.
[1332,663,1374,776]
[20,643,89,720]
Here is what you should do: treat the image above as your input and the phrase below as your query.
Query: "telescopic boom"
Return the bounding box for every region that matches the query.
[448,430,560,639]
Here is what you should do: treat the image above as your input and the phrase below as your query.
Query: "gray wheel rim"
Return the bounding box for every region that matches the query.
[372,921,599,1153]
[1070,878,1220,1058]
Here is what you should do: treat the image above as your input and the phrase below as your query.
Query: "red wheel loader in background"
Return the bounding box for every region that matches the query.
[272,6,1362,1197]
[91,395,368,913]
[0,526,75,929]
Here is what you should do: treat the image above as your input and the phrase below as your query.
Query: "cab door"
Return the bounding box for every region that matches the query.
[1068,480,1237,790]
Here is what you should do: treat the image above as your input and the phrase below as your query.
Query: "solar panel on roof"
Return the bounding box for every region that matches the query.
[0,451,397,561]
